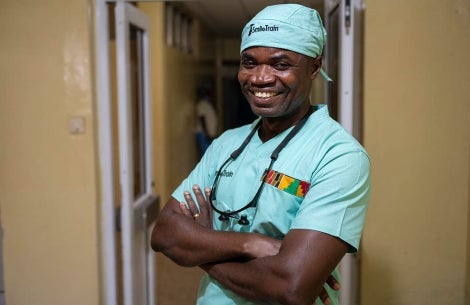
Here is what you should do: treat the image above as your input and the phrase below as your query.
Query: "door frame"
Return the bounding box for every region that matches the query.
[324,1,365,305]
[115,2,155,305]
[94,1,158,305]
[95,1,118,304]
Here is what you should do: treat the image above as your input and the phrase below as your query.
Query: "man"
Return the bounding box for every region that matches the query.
[151,4,370,305]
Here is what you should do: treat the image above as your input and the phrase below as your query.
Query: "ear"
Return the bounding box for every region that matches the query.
[310,56,323,80]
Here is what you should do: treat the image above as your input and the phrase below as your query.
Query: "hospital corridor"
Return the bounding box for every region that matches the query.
[0,0,469,305]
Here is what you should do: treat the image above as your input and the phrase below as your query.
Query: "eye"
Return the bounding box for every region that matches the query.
[273,62,291,71]
[241,59,256,69]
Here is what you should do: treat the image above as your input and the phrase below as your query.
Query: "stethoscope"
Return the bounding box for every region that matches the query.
[209,106,315,226]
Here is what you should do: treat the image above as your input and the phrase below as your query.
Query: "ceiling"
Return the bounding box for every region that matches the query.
[180,0,324,38]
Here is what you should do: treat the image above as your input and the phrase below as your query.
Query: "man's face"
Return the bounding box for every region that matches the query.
[238,47,320,119]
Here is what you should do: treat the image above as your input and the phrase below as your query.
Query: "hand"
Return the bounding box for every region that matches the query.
[178,184,213,229]
[313,274,340,305]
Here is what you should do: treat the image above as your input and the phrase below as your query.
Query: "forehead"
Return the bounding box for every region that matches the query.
[241,46,307,61]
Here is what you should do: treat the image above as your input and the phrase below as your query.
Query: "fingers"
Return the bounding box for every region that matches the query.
[318,289,331,305]
[192,184,206,201]
[325,274,340,291]
[181,185,213,228]
[204,187,211,199]
[190,184,213,216]
[203,187,213,222]
[183,190,200,217]
[183,184,210,216]
[178,202,192,217]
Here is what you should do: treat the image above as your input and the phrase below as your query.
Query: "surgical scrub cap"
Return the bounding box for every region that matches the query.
[240,4,331,81]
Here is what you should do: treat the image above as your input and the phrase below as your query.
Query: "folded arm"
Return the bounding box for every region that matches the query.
[151,187,281,266]
[201,229,347,305]
[151,185,345,305]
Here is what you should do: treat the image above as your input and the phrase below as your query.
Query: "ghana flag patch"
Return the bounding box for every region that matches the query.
[262,169,310,198]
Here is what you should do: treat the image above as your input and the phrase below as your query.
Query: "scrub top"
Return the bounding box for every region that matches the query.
[172,104,371,305]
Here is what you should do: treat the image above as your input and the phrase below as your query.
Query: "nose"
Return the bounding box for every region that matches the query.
[250,65,275,85]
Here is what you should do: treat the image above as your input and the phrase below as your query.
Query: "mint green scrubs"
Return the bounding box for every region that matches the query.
[172,104,370,305]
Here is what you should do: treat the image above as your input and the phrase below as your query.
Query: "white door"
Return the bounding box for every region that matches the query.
[115,3,157,305]
[324,1,365,305]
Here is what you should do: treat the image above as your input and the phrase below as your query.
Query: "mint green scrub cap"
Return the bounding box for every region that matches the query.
[240,4,332,81]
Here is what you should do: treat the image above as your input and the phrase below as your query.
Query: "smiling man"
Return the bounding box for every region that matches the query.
[151,4,370,305]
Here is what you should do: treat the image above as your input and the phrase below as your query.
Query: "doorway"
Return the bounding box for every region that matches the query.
[95,1,159,305]
[324,1,365,304]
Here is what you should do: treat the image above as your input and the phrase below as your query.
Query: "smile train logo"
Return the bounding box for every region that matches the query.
[248,24,279,36]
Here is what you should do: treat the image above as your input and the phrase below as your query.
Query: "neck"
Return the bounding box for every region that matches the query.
[258,105,313,142]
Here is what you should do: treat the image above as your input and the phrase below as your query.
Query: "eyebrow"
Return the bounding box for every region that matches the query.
[270,54,291,61]
[241,53,292,62]
[240,53,254,60]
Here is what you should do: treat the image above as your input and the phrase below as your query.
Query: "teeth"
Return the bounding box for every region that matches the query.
[254,91,277,98]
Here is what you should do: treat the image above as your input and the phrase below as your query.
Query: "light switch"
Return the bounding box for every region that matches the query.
[68,116,86,135]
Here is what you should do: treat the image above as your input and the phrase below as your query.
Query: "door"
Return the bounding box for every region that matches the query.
[324,1,365,305]
[115,2,157,305]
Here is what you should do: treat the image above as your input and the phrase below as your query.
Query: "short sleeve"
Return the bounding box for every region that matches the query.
[290,149,371,252]
[171,138,219,203]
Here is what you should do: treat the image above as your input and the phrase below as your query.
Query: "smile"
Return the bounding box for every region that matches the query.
[252,91,279,98]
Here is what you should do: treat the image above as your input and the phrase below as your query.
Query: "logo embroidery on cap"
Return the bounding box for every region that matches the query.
[262,169,310,198]
[248,24,279,36]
